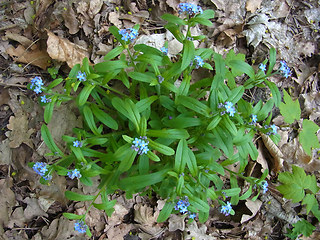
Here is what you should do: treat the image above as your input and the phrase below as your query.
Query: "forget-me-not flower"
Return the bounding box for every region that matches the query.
[279,61,292,78]
[30,76,44,94]
[131,136,149,155]
[261,181,268,194]
[73,140,82,147]
[178,3,203,15]
[32,162,52,180]
[119,28,139,42]
[77,71,87,82]
[194,56,204,69]
[220,201,232,216]
[74,220,87,233]
[259,63,266,72]
[251,114,257,124]
[67,169,82,179]
[160,47,168,55]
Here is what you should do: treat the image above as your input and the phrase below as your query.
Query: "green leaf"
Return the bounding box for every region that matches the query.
[128,71,154,83]
[302,194,318,214]
[124,98,141,131]
[266,47,276,75]
[77,84,95,106]
[207,115,221,130]
[176,96,211,117]
[91,104,118,130]
[148,139,175,156]
[200,9,215,19]
[164,23,185,43]
[223,188,241,197]
[83,105,100,135]
[190,16,212,26]
[161,13,187,26]
[264,80,281,107]
[46,78,64,90]
[95,60,128,72]
[181,40,195,71]
[44,96,57,124]
[299,119,320,156]
[291,219,315,238]
[104,45,124,61]
[147,129,189,139]
[119,168,168,191]
[174,139,188,173]
[157,201,175,223]
[65,191,95,201]
[206,188,218,200]
[118,147,138,172]
[239,186,252,200]
[279,90,301,124]
[63,213,84,220]
[189,196,210,213]
[229,60,255,79]
[177,175,184,195]
[186,148,198,177]
[41,124,64,156]
[136,96,158,113]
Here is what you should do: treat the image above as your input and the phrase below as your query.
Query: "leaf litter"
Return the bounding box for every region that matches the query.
[1,0,320,239]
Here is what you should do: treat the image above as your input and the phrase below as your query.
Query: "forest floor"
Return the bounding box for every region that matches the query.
[0,0,320,239]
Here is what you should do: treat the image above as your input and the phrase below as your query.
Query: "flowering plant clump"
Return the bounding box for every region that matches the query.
[27,3,319,238]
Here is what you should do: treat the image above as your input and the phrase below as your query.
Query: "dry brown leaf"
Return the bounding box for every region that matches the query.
[0,178,15,229]
[0,139,12,165]
[246,0,262,13]
[261,133,283,172]
[134,204,164,237]
[166,0,180,11]
[5,32,34,49]
[168,214,185,232]
[108,12,122,28]
[241,199,262,223]
[89,0,103,18]
[46,30,90,68]
[62,6,80,34]
[6,113,34,149]
[0,88,10,107]
[23,197,49,221]
[6,44,51,70]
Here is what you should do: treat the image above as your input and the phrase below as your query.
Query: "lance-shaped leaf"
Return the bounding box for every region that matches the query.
[41,124,64,156]
[65,191,95,201]
[181,40,195,71]
[176,95,211,117]
[147,129,189,139]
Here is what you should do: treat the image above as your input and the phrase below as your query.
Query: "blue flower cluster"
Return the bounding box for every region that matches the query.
[174,197,196,219]
[265,124,277,135]
[73,140,83,147]
[40,95,51,103]
[160,47,168,55]
[194,56,204,69]
[119,28,139,42]
[74,220,87,233]
[224,102,236,117]
[259,63,266,73]
[178,3,203,15]
[77,71,87,82]
[131,136,149,155]
[261,180,268,194]
[32,162,51,180]
[67,169,82,179]
[30,76,44,94]
[279,60,291,78]
[220,201,232,216]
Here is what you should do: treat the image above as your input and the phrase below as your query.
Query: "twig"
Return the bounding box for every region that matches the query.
[0,24,17,31]
[0,82,27,88]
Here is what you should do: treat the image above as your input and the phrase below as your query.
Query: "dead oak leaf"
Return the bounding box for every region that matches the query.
[6,113,34,149]
[6,44,51,70]
[246,0,262,13]
[46,30,90,68]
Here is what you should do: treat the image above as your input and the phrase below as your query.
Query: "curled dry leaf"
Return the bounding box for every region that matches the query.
[134,204,164,237]
[261,133,283,173]
[62,6,79,34]
[6,44,51,70]
[241,199,262,224]
[46,30,90,68]
[109,11,122,28]
[168,214,185,232]
[88,0,103,18]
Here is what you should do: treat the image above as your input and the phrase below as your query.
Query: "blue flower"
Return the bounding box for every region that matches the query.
[259,63,266,72]
[224,102,236,116]
[74,220,87,233]
[270,124,277,134]
[77,71,87,82]
[178,3,203,15]
[67,169,82,179]
[189,213,196,219]
[261,181,268,194]
[279,61,291,78]
[32,162,51,180]
[194,56,204,69]
[30,76,44,94]
[119,28,139,42]
[131,136,149,155]
[73,140,82,147]
[220,201,232,216]
[160,47,168,55]
[157,75,164,83]
[251,114,257,124]
[175,197,191,214]
[40,95,51,103]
